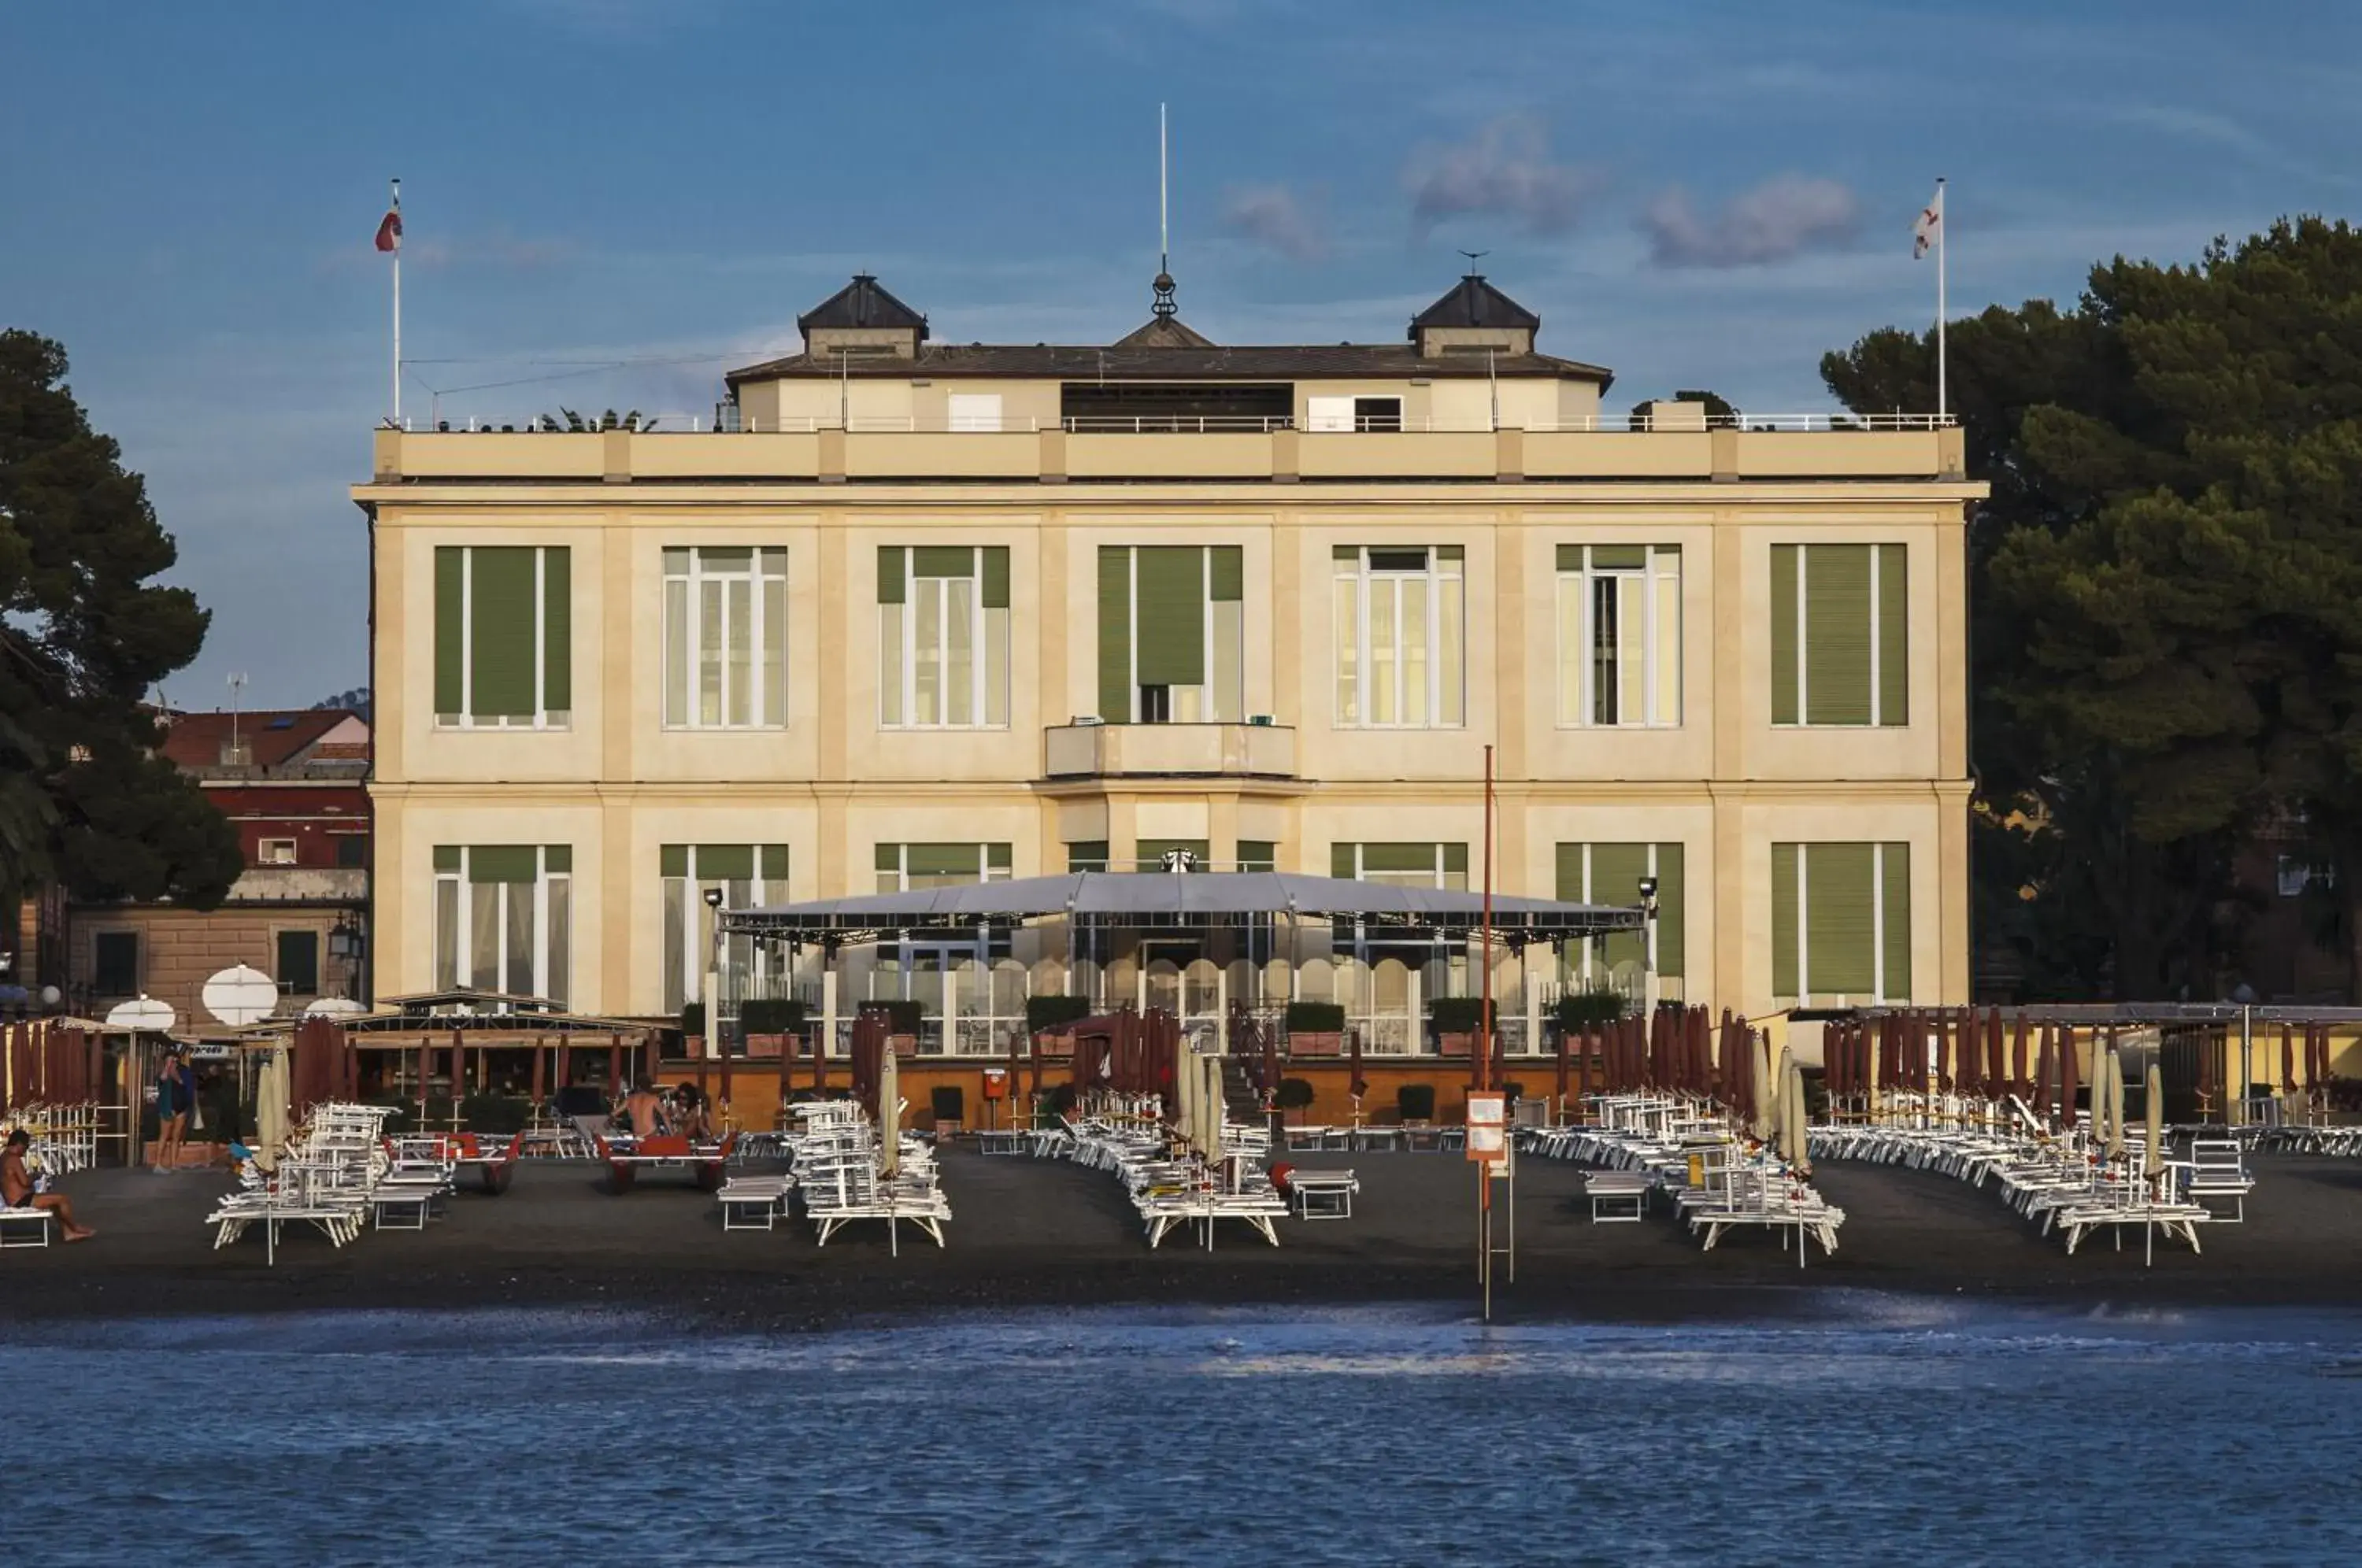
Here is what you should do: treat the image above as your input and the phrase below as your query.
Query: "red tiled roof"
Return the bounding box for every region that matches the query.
[159,709,364,770]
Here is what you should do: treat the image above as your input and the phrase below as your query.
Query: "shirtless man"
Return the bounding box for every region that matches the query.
[623,1082,667,1139]
[2,1130,93,1241]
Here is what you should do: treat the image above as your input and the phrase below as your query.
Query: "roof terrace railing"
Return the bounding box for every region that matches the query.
[389,411,1957,436]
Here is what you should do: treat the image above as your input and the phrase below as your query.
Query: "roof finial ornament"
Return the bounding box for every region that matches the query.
[1458,248,1489,276]
[1153,102,1178,320]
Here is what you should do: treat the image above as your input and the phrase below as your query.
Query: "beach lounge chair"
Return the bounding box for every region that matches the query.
[0,1206,54,1248]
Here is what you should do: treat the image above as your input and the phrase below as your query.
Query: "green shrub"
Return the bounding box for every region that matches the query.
[1275,1078,1316,1111]
[680,1001,706,1037]
[740,997,807,1035]
[1429,997,1489,1034]
[1285,1000,1346,1034]
[1398,1084,1437,1122]
[860,999,924,1036]
[1027,995,1093,1033]
[1554,988,1628,1029]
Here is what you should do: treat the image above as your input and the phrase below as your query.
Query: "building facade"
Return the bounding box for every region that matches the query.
[355,273,1980,1047]
[69,709,372,1024]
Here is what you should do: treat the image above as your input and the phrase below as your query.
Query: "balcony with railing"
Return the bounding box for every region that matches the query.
[1043,720,1298,781]
[369,412,1966,486]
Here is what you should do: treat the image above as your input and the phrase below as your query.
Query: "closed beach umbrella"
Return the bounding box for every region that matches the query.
[255,1049,289,1173]
[1349,1026,1368,1107]
[877,1042,900,1178]
[2105,1048,2126,1162]
[2281,1023,2297,1096]
[1785,1058,1810,1174]
[2060,1026,2079,1132]
[1205,1052,1224,1161]
[2143,1059,2164,1191]
[1753,1038,1780,1142]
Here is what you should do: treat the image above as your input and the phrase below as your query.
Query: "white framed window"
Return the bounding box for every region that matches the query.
[1333,545,1464,728]
[432,545,571,730]
[661,844,789,1015]
[878,546,1009,729]
[431,845,571,1005]
[1305,395,1404,432]
[1557,545,1681,727]
[1095,545,1243,723]
[1331,841,1468,890]
[946,394,1004,432]
[257,838,298,866]
[876,841,1014,893]
[663,546,787,729]
[1557,841,1684,985]
[1772,841,1910,1004]
[1771,543,1908,727]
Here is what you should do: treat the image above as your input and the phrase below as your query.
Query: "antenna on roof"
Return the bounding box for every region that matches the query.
[1458,249,1489,276]
[1153,103,1177,320]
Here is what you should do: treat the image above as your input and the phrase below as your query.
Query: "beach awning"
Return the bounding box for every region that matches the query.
[723,870,1642,945]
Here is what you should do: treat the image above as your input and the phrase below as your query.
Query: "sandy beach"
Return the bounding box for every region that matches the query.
[0,1145,2355,1329]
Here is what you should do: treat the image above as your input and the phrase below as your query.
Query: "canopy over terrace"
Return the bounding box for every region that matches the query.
[342,989,662,1104]
[720,871,1648,1056]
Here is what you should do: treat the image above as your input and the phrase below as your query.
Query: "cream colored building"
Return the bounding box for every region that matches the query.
[354,271,1981,1051]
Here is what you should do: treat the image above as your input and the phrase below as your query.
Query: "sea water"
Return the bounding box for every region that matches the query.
[7,1298,2358,1566]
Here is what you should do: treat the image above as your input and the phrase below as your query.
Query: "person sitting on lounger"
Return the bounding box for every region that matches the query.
[671,1084,710,1141]
[2,1130,92,1241]
[623,1082,668,1139]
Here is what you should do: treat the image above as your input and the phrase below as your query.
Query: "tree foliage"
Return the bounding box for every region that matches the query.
[0,329,242,908]
[1823,216,2362,999]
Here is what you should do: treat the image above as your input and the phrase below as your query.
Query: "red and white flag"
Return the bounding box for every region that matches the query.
[1912,184,1942,260]
[374,202,402,253]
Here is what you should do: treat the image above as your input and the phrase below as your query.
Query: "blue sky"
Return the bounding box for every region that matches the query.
[5,0,2356,708]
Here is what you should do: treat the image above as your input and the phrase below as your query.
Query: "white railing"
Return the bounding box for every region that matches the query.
[391,411,1956,437]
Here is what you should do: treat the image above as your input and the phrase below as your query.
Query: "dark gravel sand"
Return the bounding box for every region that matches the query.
[1,1148,2356,1328]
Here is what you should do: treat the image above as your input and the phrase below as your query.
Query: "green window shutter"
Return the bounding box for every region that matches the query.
[1877,543,1908,727]
[1135,545,1206,686]
[660,845,688,878]
[1442,843,1468,878]
[696,845,754,880]
[542,547,571,714]
[981,547,1010,610]
[1590,843,1649,971]
[876,844,902,874]
[468,845,539,883]
[1655,842,1686,979]
[1772,843,1799,997]
[1590,545,1645,569]
[759,845,790,880]
[1554,842,1585,901]
[468,546,538,719]
[1236,839,1275,871]
[1364,842,1438,875]
[1554,545,1584,573]
[1068,841,1109,872]
[1098,546,1132,720]
[1331,844,1357,880]
[1804,545,1873,726]
[1770,545,1798,725]
[1805,843,1875,995]
[913,545,973,579]
[987,842,1013,873]
[906,843,982,878]
[434,548,465,716]
[1209,546,1243,602]
[433,845,461,873]
[544,845,571,874]
[876,547,905,605]
[1880,841,1912,1000]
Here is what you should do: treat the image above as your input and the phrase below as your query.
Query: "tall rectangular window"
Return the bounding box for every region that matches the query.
[1557,545,1681,727]
[433,545,571,729]
[1236,839,1278,872]
[1096,545,1244,723]
[1770,543,1908,727]
[1331,841,1468,889]
[661,843,789,1015]
[1556,842,1684,983]
[1333,545,1464,728]
[1771,841,1911,1003]
[876,841,1014,892]
[1067,841,1110,873]
[878,546,1009,728]
[663,547,787,729]
[431,845,572,1005]
[91,931,139,996]
[275,930,321,996]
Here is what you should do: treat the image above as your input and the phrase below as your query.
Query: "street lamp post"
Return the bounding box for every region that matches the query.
[702,886,727,1060]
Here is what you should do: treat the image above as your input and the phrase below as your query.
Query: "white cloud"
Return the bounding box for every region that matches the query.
[1220,183,1326,261]
[1401,114,1605,239]
[1641,174,1862,269]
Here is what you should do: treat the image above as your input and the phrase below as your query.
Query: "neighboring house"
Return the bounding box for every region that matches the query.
[352,267,1980,1042]
[69,708,370,1023]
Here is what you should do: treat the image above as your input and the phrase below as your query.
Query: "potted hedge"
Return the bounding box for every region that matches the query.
[679,1000,707,1060]
[1027,995,1090,1059]
[1431,996,1487,1058]
[1554,987,1628,1030]
[742,997,806,1060]
[1275,1077,1316,1125]
[1398,1083,1438,1125]
[860,999,924,1056]
[1285,1000,1346,1059]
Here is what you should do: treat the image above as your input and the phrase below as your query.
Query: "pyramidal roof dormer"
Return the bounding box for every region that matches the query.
[1409,272,1541,357]
[798,274,930,360]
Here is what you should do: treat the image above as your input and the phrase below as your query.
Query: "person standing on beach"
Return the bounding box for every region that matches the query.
[152,1048,190,1173]
[3,1130,93,1240]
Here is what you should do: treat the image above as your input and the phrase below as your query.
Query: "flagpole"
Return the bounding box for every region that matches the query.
[391,176,402,426]
[1934,176,1947,423]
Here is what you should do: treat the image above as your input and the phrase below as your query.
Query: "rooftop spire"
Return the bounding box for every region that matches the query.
[1153,103,1177,320]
